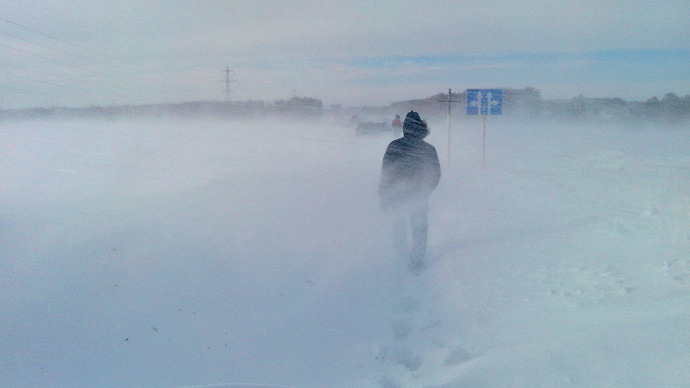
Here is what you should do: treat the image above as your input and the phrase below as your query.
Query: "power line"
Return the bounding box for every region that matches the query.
[0,42,64,64]
[0,30,106,63]
[0,13,227,108]
[0,17,120,63]
[0,17,152,107]
[0,41,132,82]
[0,84,53,97]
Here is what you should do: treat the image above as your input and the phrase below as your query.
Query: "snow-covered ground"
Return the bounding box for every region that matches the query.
[1,115,689,387]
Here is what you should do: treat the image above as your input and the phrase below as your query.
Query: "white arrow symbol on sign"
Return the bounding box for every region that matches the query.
[487,92,500,115]
[469,92,481,109]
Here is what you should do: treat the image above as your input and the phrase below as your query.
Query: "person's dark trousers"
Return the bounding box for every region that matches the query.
[392,207,428,264]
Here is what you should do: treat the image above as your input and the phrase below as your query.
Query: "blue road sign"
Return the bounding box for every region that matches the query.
[467,89,503,115]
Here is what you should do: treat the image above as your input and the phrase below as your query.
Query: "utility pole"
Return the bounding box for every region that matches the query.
[439,88,461,168]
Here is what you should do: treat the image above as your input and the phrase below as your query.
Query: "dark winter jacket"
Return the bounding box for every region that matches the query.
[379,132,441,210]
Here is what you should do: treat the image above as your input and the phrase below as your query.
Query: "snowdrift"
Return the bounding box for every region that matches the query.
[1,116,689,387]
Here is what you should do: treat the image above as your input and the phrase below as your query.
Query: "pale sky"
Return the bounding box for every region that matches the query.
[1,0,688,109]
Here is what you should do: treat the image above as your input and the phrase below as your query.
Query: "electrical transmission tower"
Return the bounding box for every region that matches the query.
[222,66,238,102]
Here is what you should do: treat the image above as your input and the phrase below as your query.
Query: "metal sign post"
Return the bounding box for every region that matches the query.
[466,89,503,166]
[482,114,487,166]
[446,88,452,168]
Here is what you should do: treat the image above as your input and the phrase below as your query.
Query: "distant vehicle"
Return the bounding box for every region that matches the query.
[355,121,392,135]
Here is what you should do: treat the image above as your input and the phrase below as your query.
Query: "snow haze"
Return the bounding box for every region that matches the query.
[1,114,689,387]
[2,1,690,385]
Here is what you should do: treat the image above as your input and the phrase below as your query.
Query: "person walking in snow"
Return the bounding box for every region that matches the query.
[379,111,441,272]
[391,114,403,129]
[391,114,403,137]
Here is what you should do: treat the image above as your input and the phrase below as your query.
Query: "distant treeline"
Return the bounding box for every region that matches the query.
[0,96,324,121]
[2,88,689,124]
[391,88,690,124]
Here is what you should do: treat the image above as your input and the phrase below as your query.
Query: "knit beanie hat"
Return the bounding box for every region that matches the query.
[403,110,429,138]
